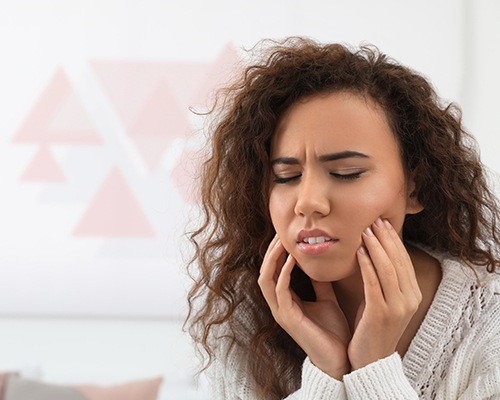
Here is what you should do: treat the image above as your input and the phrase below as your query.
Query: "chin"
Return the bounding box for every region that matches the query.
[296,257,359,283]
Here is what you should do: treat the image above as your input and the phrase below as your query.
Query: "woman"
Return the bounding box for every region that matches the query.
[186,38,500,399]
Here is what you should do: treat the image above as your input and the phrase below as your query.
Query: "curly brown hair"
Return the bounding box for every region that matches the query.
[186,37,500,398]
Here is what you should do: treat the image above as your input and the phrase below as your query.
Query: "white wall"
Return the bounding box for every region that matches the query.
[0,0,497,395]
[461,0,500,191]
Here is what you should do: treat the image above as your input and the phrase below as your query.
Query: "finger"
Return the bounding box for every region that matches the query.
[260,234,280,274]
[357,246,384,304]
[371,218,414,295]
[260,235,284,279]
[275,254,296,308]
[273,249,287,282]
[258,270,278,313]
[382,219,421,299]
[258,237,286,311]
[362,226,402,302]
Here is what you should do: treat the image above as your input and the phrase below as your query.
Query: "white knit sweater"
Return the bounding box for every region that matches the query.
[208,253,500,399]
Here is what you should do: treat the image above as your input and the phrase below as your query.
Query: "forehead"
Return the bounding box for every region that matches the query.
[271,92,400,158]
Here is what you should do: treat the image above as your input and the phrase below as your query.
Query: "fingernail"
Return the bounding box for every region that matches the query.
[274,239,281,248]
[358,246,366,255]
[364,227,374,236]
[375,217,384,228]
[384,219,392,229]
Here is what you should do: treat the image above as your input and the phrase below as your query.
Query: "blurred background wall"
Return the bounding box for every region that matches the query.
[0,0,498,398]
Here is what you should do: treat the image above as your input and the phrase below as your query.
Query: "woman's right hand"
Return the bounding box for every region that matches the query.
[257,235,352,380]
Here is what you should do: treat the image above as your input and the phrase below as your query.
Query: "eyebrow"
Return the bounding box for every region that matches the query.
[270,151,370,166]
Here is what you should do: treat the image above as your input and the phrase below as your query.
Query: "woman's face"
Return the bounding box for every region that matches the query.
[268,91,422,282]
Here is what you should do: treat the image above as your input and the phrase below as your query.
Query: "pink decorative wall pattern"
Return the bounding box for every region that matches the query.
[13,68,102,145]
[2,43,241,317]
[13,69,102,183]
[72,167,156,238]
[20,144,67,182]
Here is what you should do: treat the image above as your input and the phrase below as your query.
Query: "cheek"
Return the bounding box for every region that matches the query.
[269,190,295,251]
[344,180,408,233]
[268,191,286,231]
[377,184,408,232]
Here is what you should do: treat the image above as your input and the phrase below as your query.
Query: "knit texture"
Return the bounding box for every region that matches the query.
[208,254,500,399]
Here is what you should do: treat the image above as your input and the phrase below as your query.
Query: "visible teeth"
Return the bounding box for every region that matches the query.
[303,236,332,244]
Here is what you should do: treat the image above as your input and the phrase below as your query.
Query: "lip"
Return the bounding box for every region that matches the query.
[297,240,338,255]
[296,229,339,255]
[296,229,337,243]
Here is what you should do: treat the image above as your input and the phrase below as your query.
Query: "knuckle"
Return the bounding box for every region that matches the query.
[398,301,419,316]
[409,303,419,313]
[400,305,412,316]
[383,262,396,273]
[366,275,379,287]
[271,311,282,325]
[409,298,421,312]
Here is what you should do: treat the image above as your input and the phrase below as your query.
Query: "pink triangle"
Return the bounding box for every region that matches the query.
[128,81,189,139]
[129,135,170,171]
[48,91,96,131]
[191,43,242,107]
[170,149,202,204]
[163,63,211,110]
[20,145,66,182]
[127,81,190,170]
[12,68,101,145]
[91,61,208,128]
[73,167,155,238]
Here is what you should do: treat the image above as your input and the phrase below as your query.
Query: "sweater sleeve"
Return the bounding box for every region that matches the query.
[290,357,347,399]
[343,352,419,400]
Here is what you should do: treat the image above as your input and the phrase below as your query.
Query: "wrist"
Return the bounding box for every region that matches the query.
[350,351,395,371]
[310,358,350,381]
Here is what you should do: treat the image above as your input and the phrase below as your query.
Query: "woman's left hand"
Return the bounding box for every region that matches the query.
[347,218,423,371]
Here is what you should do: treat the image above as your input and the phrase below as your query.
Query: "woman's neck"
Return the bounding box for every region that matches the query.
[331,270,365,335]
[331,245,442,336]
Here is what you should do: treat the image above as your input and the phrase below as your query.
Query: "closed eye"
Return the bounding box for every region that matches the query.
[273,172,363,184]
[273,175,301,184]
[330,172,363,181]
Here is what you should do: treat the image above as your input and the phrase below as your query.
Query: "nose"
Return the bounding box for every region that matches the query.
[294,172,331,218]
